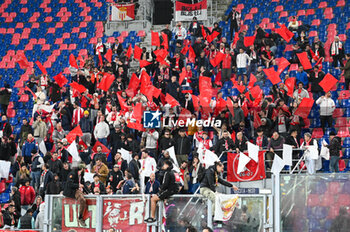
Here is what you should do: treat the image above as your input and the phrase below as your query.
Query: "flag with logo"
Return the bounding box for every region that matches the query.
[175,0,207,21]
[214,193,239,221]
[110,3,135,21]
[227,151,266,182]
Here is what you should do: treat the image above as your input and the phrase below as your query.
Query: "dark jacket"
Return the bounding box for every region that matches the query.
[200,165,232,192]
[122,179,136,194]
[166,81,181,100]
[79,117,93,133]
[235,136,248,152]
[268,136,285,150]
[328,136,342,157]
[1,121,12,138]
[215,137,235,154]
[253,136,269,149]
[158,137,175,152]
[46,180,62,194]
[91,181,106,194]
[309,71,325,92]
[175,136,192,155]
[159,167,178,193]
[47,159,63,174]
[128,159,140,181]
[106,170,124,192]
[19,212,32,229]
[63,169,85,198]
[145,180,160,194]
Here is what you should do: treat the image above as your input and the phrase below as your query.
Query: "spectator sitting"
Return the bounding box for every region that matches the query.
[91,174,106,194]
[145,173,160,194]
[91,158,109,185]
[18,208,35,229]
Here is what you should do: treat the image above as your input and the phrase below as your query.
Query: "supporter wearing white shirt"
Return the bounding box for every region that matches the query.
[93,115,110,146]
[173,22,187,43]
[236,48,252,84]
[316,92,335,132]
[139,150,157,185]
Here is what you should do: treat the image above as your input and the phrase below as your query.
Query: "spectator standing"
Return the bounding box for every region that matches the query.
[19,180,36,208]
[330,36,344,68]
[31,149,44,191]
[327,131,342,173]
[316,92,335,133]
[341,53,350,90]
[226,5,241,41]
[94,115,110,146]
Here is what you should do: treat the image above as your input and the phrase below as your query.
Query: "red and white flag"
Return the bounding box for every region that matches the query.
[111,3,135,21]
[175,0,207,21]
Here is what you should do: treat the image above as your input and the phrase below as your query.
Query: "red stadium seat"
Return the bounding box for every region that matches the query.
[47,28,56,34]
[297,10,305,16]
[43,61,51,68]
[244,14,253,20]
[79,49,88,56]
[236,3,244,10]
[42,44,50,50]
[33,12,40,17]
[311,128,323,138]
[44,7,52,13]
[56,22,63,28]
[62,32,70,39]
[338,34,347,41]
[318,2,327,8]
[333,108,343,118]
[137,30,146,37]
[20,7,28,13]
[334,118,349,127]
[55,38,63,44]
[6,108,15,118]
[60,44,68,50]
[18,94,29,103]
[279,11,288,18]
[32,22,39,28]
[250,8,258,14]
[15,23,23,28]
[306,9,314,15]
[37,38,46,44]
[336,0,345,6]
[84,16,92,21]
[6,28,14,34]
[44,16,53,22]
[95,2,102,7]
[79,22,87,28]
[266,23,275,29]
[311,19,320,26]
[107,37,115,43]
[89,37,97,44]
[29,38,37,44]
[79,32,87,39]
[275,5,283,12]
[80,11,87,17]
[24,44,33,50]
[72,27,80,33]
[68,44,77,50]
[337,127,350,138]
[121,31,129,37]
[309,31,317,37]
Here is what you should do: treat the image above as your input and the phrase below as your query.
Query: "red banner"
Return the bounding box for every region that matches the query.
[175,0,207,21]
[227,151,266,182]
[61,198,147,231]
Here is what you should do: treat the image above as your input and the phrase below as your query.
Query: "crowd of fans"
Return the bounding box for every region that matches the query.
[0,3,348,230]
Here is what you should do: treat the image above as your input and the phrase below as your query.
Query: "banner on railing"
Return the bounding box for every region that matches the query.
[110,3,135,21]
[61,197,147,231]
[175,0,207,21]
[227,151,266,182]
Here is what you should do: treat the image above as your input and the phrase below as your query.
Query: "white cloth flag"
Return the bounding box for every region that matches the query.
[67,141,81,162]
[282,144,293,166]
[38,103,55,113]
[214,193,239,221]
[237,153,251,174]
[118,148,132,164]
[0,161,11,179]
[166,146,179,169]
[199,148,219,167]
[271,154,285,175]
[247,142,259,162]
[84,172,94,183]
[39,140,47,156]
[320,140,330,160]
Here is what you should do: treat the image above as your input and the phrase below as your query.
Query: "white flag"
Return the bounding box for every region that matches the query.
[165,146,179,168]
[67,141,81,162]
[84,172,94,183]
[38,103,55,113]
[237,153,251,174]
[214,193,239,221]
[199,149,219,167]
[118,148,132,164]
[247,142,259,163]
[39,140,47,156]
[271,154,285,175]
[320,140,330,160]
[0,161,11,179]
[282,144,293,166]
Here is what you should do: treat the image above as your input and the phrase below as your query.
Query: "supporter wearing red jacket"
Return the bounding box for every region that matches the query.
[19,180,36,206]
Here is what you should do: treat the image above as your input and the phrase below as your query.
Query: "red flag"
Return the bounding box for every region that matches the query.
[66,125,83,144]
[210,52,225,67]
[276,57,290,74]
[248,73,257,89]
[132,102,143,123]
[232,32,239,47]
[35,61,47,74]
[263,67,281,85]
[178,108,192,123]
[226,97,234,116]
[126,44,133,59]
[199,94,211,114]
[192,95,199,111]
[214,71,222,86]
[199,76,213,96]
[134,45,142,60]
[250,85,262,99]
[285,77,296,97]
[201,25,207,39]
[104,48,113,63]
[181,45,189,55]
[151,30,160,47]
[15,52,30,69]
[128,73,140,91]
[297,52,312,70]
[253,111,262,129]
[275,23,294,43]
[227,151,266,182]
[69,54,78,69]
[206,31,220,43]
[14,80,23,88]
[215,98,227,114]
[53,73,68,87]
[77,55,85,69]
[24,86,37,99]
[127,122,145,132]
[92,140,110,154]
[179,67,187,85]
[188,46,196,63]
[294,98,314,119]
[244,36,255,47]
[310,49,319,61]
[69,82,87,93]
[319,73,338,93]
[18,94,29,102]
[140,70,151,94]
[165,93,180,107]
[117,92,128,111]
[338,90,350,100]
[151,86,161,98]
[139,60,152,68]
[98,53,103,67]
[97,73,115,92]
[234,83,246,93]
[161,32,168,50]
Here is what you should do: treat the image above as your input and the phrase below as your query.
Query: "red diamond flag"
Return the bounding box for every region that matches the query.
[139,60,152,68]
[127,122,145,132]
[284,77,296,97]
[15,52,30,69]
[181,45,189,55]
[53,73,68,87]
[126,44,133,59]
[92,140,110,154]
[206,31,220,43]
[69,82,87,93]
[97,73,115,92]
[128,73,140,91]
[297,52,312,70]
[201,25,207,39]
[161,32,168,50]
[151,30,160,47]
[244,36,255,47]
[179,67,187,85]
[248,73,257,89]
[117,92,129,111]
[165,93,180,107]
[319,73,338,93]
[134,45,142,60]
[294,98,314,119]
[66,125,83,144]
[188,46,196,63]
[192,95,199,111]
[69,54,78,69]
[210,52,225,67]
[276,57,290,74]
[263,67,281,85]
[275,23,294,43]
[104,48,113,63]
[35,61,47,74]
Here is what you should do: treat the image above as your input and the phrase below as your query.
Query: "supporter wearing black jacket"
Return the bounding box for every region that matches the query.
[309,65,325,100]
[235,132,248,152]
[46,174,62,194]
[91,174,106,194]
[175,129,192,163]
[158,131,175,154]
[48,152,63,174]
[123,135,140,155]
[327,131,342,173]
[106,165,124,193]
[215,131,235,154]
[128,153,140,182]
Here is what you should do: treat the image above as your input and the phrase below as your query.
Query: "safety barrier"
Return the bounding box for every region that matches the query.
[43,193,272,232]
